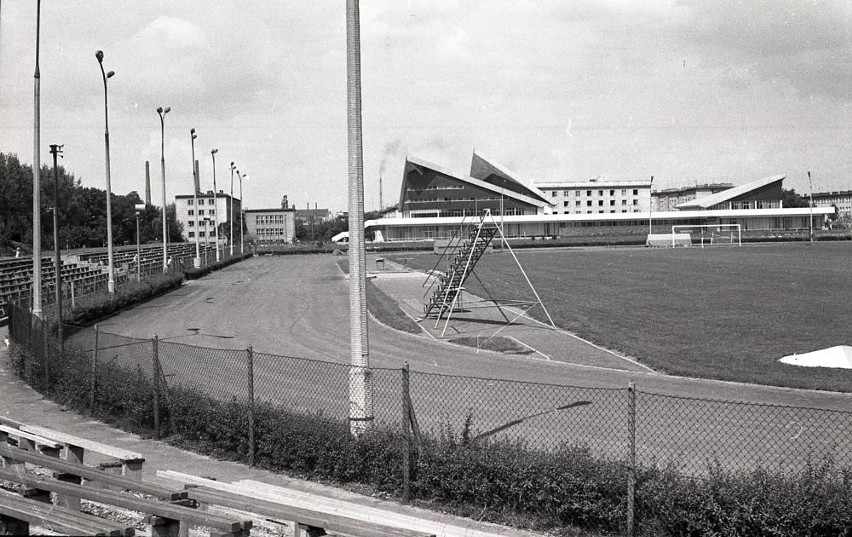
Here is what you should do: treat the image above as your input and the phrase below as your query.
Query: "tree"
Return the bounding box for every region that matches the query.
[782,188,809,208]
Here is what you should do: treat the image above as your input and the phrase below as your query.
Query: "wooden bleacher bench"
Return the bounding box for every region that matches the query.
[159,471,436,537]
[0,468,251,537]
[20,425,145,480]
[0,424,63,457]
[0,490,136,536]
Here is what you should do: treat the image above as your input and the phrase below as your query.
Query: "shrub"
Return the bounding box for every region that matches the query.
[63,272,185,326]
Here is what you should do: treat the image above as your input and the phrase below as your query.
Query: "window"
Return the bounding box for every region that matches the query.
[188,221,194,227]
[586,190,592,196]
[621,189,627,196]
[563,191,570,197]
[575,191,581,197]
[188,199,194,205]
[610,200,615,206]
[198,209,204,215]
[622,200,627,205]
[598,190,603,196]
[199,231,206,237]
[633,189,639,195]
[209,210,215,216]
[587,200,592,207]
[563,201,570,207]
[551,191,557,197]
[188,231,194,237]
[188,210,194,216]
[209,199,216,205]
[598,200,604,206]
[633,200,639,205]
[609,190,615,196]
[575,200,581,207]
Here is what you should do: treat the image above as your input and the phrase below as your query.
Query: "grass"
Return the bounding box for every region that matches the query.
[392,242,852,392]
[450,335,533,354]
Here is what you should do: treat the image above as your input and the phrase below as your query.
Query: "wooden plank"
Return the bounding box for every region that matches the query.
[2,445,183,501]
[0,424,63,450]
[0,491,135,536]
[20,425,144,462]
[0,468,250,533]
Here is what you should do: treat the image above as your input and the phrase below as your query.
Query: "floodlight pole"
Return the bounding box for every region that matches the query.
[96,50,116,294]
[157,106,170,272]
[32,0,42,319]
[346,0,373,435]
[211,149,220,261]
[191,128,200,268]
[239,172,245,254]
[648,175,654,236]
[230,162,235,256]
[808,171,814,243]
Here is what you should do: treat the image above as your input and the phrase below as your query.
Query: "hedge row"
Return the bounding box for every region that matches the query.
[9,336,852,536]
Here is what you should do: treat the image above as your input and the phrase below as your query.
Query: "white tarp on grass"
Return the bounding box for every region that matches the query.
[779,346,852,369]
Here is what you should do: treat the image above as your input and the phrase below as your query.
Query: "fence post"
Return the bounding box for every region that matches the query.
[42,320,50,392]
[627,381,636,537]
[152,335,160,440]
[247,346,255,467]
[90,325,99,415]
[70,280,76,310]
[401,362,412,503]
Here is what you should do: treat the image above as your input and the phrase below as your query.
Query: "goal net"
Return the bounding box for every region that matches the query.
[671,224,742,247]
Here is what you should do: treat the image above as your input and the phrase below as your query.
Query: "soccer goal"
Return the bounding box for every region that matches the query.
[671,224,742,247]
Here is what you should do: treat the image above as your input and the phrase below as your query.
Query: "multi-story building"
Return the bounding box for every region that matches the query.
[244,208,297,244]
[535,178,652,215]
[174,190,241,247]
[812,190,852,219]
[653,183,733,211]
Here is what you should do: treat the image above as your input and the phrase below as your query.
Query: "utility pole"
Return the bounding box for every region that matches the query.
[808,171,814,243]
[32,0,42,318]
[49,144,63,350]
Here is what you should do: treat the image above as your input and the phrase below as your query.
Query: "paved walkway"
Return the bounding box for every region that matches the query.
[0,325,545,537]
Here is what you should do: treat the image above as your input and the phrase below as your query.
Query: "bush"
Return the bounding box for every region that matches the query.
[63,272,185,326]
[184,252,253,280]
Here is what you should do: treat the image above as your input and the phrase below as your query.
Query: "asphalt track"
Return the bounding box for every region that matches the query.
[91,254,852,473]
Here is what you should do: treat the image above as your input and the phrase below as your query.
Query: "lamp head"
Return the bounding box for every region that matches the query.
[95,50,104,63]
[164,107,171,114]
[157,107,163,114]
[107,71,115,78]
[211,148,218,155]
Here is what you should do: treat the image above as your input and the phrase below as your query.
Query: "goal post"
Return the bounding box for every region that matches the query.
[671,223,742,247]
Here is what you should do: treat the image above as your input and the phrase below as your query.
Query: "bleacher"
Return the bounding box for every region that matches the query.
[0,243,218,323]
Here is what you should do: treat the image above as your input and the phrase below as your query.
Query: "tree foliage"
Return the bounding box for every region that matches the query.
[0,152,183,255]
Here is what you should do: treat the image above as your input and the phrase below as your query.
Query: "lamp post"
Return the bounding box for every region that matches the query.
[210,149,220,262]
[135,203,145,281]
[156,106,170,272]
[96,50,116,294]
[190,128,200,268]
[203,216,211,265]
[230,162,236,256]
[807,171,814,243]
[239,172,245,254]
[49,144,63,350]
[32,0,43,318]
[648,175,654,236]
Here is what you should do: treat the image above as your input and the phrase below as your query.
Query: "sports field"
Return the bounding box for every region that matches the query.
[396,241,852,393]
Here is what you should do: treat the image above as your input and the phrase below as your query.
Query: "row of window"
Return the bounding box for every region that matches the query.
[406,196,509,204]
[186,230,216,238]
[186,199,217,205]
[187,209,215,216]
[556,209,643,214]
[406,185,465,191]
[254,215,287,224]
[257,228,289,235]
[186,220,219,227]
[548,189,641,198]
[564,199,640,208]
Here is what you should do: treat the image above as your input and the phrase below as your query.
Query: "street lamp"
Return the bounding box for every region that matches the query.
[211,149,220,262]
[202,216,211,265]
[157,106,170,272]
[190,128,200,268]
[239,172,246,254]
[230,162,236,256]
[135,203,145,282]
[96,50,116,294]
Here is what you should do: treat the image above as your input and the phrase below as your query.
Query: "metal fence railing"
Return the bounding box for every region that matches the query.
[7,304,852,534]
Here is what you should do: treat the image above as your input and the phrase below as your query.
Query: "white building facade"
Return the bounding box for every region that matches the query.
[175,191,241,247]
[535,179,652,215]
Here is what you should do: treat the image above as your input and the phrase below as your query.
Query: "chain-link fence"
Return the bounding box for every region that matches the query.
[7,304,852,534]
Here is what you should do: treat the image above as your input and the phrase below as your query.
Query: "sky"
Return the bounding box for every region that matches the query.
[0,0,850,213]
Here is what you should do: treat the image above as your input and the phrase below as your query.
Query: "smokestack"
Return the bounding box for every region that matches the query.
[194,159,200,194]
[379,174,383,211]
[145,161,151,205]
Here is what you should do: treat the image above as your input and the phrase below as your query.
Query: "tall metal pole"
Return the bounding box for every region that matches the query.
[230,162,235,256]
[96,51,116,294]
[191,128,200,268]
[239,173,245,254]
[648,175,654,236]
[808,171,814,243]
[157,107,170,272]
[50,144,63,350]
[346,0,372,435]
[211,149,220,262]
[135,213,141,281]
[32,0,42,319]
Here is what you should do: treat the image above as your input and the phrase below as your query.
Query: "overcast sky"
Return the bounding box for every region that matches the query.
[1,1,850,212]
